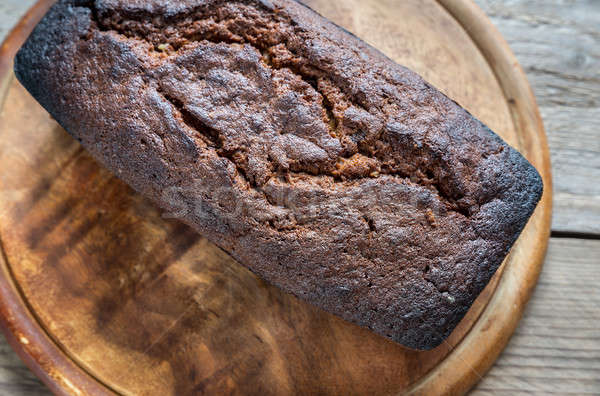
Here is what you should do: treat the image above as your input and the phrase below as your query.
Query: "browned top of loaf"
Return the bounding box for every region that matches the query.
[14,0,543,350]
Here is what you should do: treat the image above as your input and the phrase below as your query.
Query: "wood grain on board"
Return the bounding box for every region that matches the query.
[1,238,596,396]
[0,0,597,395]
[0,0,552,393]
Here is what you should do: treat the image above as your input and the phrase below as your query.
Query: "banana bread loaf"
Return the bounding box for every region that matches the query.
[14,0,543,350]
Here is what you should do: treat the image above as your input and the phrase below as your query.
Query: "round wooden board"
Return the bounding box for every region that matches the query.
[0,0,552,395]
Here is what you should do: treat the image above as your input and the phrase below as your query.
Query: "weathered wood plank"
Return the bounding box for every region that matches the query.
[475,0,600,234]
[471,238,600,395]
[0,0,37,44]
[0,337,50,396]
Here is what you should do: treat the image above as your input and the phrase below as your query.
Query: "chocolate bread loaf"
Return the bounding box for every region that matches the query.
[15,0,543,350]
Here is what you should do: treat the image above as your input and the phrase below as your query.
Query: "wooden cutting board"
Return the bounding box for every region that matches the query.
[0,0,552,395]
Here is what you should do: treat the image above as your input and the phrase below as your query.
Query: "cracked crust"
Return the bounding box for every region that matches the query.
[14,0,543,350]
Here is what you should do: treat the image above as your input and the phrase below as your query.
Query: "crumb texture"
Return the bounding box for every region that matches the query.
[14,0,543,349]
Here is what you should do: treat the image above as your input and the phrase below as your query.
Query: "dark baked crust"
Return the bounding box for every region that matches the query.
[14,0,543,350]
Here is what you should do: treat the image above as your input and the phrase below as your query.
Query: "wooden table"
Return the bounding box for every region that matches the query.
[0,0,598,394]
